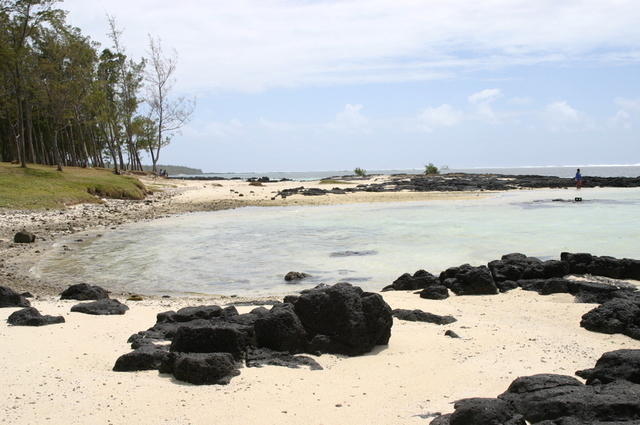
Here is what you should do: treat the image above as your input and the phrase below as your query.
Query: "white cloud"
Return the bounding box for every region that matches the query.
[610,97,640,128]
[62,0,640,92]
[546,101,580,122]
[328,104,370,133]
[610,109,632,129]
[468,89,502,105]
[468,89,502,124]
[418,104,463,131]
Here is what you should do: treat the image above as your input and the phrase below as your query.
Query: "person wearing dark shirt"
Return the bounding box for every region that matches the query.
[575,168,583,189]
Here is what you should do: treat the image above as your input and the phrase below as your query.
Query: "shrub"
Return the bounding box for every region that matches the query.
[425,163,439,175]
[354,167,367,177]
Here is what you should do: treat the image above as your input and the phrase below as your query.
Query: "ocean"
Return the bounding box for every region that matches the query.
[173,165,640,180]
[36,187,640,297]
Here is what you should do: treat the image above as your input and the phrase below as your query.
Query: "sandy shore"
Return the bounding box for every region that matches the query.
[1,289,635,425]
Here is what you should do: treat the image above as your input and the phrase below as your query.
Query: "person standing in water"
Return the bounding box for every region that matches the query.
[575,168,583,189]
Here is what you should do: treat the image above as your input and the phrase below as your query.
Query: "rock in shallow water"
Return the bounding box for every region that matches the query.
[284,271,311,282]
[71,298,129,315]
[7,307,64,326]
[0,286,31,308]
[60,283,109,301]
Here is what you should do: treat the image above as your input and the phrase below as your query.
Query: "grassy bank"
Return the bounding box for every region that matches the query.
[0,163,147,209]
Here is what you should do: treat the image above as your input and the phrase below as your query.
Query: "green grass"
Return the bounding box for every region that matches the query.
[319,179,354,185]
[0,162,147,209]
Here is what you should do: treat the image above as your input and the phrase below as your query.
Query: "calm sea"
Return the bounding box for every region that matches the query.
[174,165,640,181]
[36,187,640,297]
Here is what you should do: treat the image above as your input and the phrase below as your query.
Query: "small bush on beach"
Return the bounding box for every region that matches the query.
[354,167,367,177]
[425,163,440,175]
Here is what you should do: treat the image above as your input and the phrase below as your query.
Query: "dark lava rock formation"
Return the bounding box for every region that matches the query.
[392,309,456,325]
[580,294,640,340]
[114,282,392,385]
[60,283,109,300]
[382,270,441,291]
[0,286,31,308]
[284,271,311,282]
[13,230,36,243]
[383,252,640,341]
[272,173,640,199]
[71,299,129,315]
[430,349,640,424]
[440,264,499,295]
[160,352,240,385]
[7,307,65,326]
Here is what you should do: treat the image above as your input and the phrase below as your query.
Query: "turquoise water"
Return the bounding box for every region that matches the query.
[37,188,640,296]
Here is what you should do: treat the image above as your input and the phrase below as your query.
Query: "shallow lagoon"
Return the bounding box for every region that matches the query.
[36,187,640,296]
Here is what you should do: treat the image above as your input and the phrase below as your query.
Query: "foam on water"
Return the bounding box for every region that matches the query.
[35,187,640,296]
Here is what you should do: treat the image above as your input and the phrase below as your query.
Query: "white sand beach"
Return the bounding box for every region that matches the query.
[0,289,636,425]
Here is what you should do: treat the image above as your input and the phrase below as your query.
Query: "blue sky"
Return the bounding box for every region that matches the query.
[63,0,640,172]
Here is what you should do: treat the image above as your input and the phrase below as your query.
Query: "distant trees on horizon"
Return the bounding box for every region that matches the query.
[0,0,194,173]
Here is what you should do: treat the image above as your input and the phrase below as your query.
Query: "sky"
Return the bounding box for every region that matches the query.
[62,0,640,172]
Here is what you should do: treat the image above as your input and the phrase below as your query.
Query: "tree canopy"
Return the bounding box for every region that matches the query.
[0,0,193,173]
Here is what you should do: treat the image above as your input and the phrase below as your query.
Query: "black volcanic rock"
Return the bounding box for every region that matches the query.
[60,283,109,301]
[113,345,169,371]
[419,285,450,299]
[383,270,440,291]
[13,231,36,243]
[576,349,640,385]
[500,377,640,423]
[495,280,519,293]
[71,299,129,315]
[284,271,311,282]
[518,278,634,304]
[580,296,640,340]
[246,348,322,370]
[170,323,253,359]
[440,264,499,295]
[392,309,456,325]
[291,282,392,356]
[449,398,525,425]
[0,286,31,308]
[160,352,240,385]
[7,307,64,326]
[561,252,640,280]
[254,303,308,353]
[488,253,546,282]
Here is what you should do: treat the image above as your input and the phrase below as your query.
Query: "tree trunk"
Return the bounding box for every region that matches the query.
[53,130,63,172]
